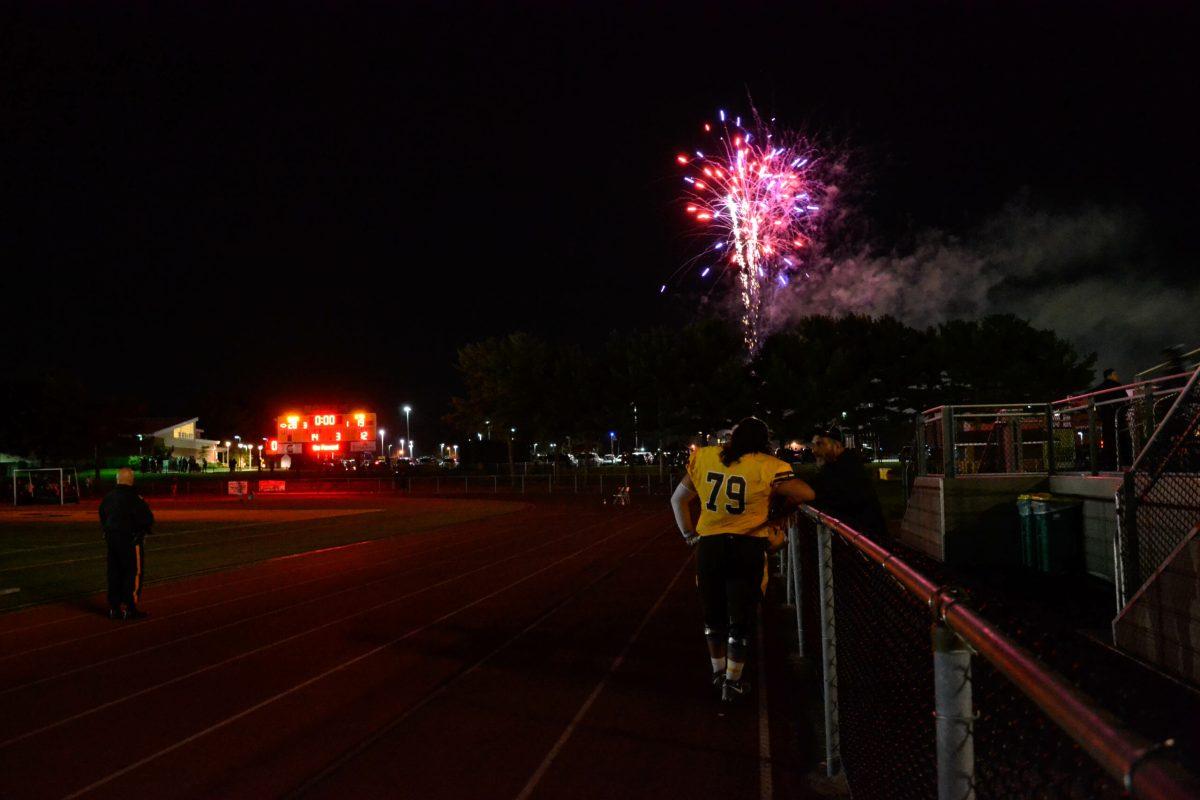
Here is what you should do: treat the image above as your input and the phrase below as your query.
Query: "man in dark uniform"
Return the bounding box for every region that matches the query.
[809,427,889,540]
[99,468,154,620]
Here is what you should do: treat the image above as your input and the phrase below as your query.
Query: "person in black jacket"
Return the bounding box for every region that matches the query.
[99,468,154,620]
[809,427,888,540]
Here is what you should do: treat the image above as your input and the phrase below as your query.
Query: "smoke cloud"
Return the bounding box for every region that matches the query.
[773,203,1199,376]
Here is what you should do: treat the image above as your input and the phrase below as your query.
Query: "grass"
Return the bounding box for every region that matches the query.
[0,497,521,613]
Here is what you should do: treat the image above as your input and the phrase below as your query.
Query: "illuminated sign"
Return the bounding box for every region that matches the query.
[272,411,377,457]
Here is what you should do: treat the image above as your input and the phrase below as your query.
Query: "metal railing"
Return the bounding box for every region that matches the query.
[917,371,1196,477]
[778,505,1200,800]
[1114,366,1200,608]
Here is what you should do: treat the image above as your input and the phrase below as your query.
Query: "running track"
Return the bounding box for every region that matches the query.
[0,501,815,799]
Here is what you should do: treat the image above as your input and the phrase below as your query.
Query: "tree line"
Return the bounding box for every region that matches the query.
[444,314,1096,454]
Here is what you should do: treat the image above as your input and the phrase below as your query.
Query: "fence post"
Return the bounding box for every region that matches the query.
[916,413,928,476]
[933,622,975,800]
[1087,398,1099,476]
[941,406,956,479]
[1115,472,1137,610]
[784,520,795,607]
[789,515,804,658]
[816,523,841,776]
[1045,404,1057,475]
[521,475,525,494]
[464,476,468,493]
[407,477,412,493]
[493,476,497,494]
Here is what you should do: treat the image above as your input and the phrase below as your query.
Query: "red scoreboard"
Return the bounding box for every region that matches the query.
[268,411,378,458]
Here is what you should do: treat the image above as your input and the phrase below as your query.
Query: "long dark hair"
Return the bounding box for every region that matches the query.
[719,417,771,466]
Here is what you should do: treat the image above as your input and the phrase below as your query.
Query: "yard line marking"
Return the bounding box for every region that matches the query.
[514,550,692,800]
[2,512,657,752]
[58,514,665,799]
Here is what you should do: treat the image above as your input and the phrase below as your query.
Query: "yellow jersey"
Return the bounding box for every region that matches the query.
[686,446,795,537]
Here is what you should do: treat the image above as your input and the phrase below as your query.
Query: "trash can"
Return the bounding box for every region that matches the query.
[1030,497,1082,573]
[1016,493,1051,569]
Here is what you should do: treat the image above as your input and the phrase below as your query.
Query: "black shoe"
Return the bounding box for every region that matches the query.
[108,608,122,621]
[712,670,725,692]
[721,678,751,703]
[123,608,149,621]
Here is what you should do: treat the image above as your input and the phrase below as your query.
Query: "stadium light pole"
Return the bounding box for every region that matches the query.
[379,428,387,463]
[609,431,616,457]
[403,406,412,446]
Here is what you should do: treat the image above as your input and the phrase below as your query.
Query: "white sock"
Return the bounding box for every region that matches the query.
[710,657,726,673]
[726,659,745,683]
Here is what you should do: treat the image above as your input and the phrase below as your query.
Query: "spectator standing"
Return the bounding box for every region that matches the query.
[1093,368,1126,470]
[98,468,153,620]
[809,427,888,540]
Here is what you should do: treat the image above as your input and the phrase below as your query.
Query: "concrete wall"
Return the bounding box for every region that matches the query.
[900,475,1047,566]
[1113,526,1200,688]
[901,477,945,560]
[1048,475,1122,582]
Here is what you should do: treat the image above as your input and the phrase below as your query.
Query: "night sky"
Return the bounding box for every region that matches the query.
[5,2,1197,439]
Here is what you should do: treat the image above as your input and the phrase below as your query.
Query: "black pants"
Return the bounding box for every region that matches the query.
[106,541,144,609]
[696,534,767,645]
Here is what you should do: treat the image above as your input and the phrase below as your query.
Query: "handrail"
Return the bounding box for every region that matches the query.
[921,372,1193,419]
[1059,372,1195,405]
[798,504,1200,800]
[1136,348,1200,379]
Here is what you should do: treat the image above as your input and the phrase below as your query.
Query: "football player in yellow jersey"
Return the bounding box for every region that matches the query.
[670,417,814,702]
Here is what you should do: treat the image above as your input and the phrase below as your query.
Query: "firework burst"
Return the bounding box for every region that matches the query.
[674,108,828,354]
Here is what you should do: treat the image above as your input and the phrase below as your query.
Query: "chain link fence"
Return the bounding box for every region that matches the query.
[1117,367,1200,605]
[782,511,1200,799]
[916,371,1194,479]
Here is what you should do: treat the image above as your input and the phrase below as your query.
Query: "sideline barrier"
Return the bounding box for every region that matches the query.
[779,506,1200,800]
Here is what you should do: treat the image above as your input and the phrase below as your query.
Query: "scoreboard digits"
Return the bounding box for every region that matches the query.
[270,410,377,456]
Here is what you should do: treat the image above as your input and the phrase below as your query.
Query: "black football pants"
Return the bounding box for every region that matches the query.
[696,534,767,649]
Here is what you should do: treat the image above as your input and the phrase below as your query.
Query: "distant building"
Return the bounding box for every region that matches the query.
[129,417,222,463]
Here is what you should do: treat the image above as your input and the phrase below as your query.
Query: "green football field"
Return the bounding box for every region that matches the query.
[0,496,523,613]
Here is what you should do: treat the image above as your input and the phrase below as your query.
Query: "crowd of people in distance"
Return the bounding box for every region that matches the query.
[134,455,208,474]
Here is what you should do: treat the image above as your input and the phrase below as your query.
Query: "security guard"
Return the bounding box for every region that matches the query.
[99,467,154,620]
[670,417,814,702]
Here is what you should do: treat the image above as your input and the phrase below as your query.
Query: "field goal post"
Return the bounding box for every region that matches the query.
[11,467,80,506]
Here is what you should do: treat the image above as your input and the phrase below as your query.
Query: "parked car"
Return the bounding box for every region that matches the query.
[575,452,602,467]
[535,452,577,467]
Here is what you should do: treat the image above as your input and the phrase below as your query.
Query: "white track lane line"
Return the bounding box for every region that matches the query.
[1,512,658,753]
[757,608,773,800]
[59,513,666,800]
[288,522,675,798]
[0,510,578,661]
[0,513,600,696]
[0,507,554,635]
[513,550,693,800]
